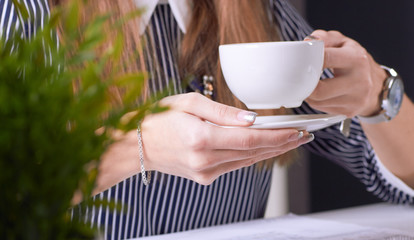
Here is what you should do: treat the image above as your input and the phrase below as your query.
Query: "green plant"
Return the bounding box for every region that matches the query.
[0,1,163,239]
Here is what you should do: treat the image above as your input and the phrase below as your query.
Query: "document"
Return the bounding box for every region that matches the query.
[139,214,414,240]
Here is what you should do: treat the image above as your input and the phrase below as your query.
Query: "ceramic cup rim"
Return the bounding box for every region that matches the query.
[219,40,324,48]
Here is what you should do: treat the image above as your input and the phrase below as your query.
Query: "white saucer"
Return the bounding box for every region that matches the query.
[249,114,346,131]
[210,114,346,132]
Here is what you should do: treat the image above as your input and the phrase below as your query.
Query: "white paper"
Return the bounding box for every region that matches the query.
[137,214,414,240]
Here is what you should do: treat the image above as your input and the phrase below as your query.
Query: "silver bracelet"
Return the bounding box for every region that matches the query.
[137,122,151,185]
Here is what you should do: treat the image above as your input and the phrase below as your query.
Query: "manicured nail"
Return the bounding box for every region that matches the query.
[304,35,319,41]
[301,133,315,144]
[237,111,257,123]
[289,131,304,141]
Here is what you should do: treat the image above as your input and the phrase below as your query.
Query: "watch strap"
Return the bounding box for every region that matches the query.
[357,112,390,124]
[357,65,399,124]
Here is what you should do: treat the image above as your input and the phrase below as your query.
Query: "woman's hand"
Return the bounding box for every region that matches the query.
[305,30,387,118]
[93,93,312,196]
[139,92,313,185]
[305,30,414,188]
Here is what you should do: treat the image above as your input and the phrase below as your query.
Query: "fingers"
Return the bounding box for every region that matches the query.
[195,132,314,168]
[308,74,369,102]
[323,47,368,69]
[147,93,319,185]
[310,30,347,48]
[307,30,368,70]
[207,125,305,150]
[161,92,257,127]
[307,73,373,117]
[308,77,344,102]
[188,134,315,185]
[307,97,360,117]
[192,152,282,185]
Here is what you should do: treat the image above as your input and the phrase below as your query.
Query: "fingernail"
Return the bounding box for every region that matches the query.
[304,35,319,41]
[301,133,315,144]
[237,111,257,123]
[289,131,304,141]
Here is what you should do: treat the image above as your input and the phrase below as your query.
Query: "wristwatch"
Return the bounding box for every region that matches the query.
[358,65,404,124]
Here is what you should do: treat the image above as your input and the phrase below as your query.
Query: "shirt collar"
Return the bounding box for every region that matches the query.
[134,0,191,35]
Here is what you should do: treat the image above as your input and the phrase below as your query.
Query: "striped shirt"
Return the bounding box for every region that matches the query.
[2,0,413,239]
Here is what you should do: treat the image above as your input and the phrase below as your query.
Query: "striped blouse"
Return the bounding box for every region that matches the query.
[2,0,413,239]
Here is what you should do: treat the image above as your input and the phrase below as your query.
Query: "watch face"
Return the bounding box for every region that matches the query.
[386,77,404,117]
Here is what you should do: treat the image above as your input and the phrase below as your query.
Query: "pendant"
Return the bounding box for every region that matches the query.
[203,75,214,99]
[187,75,214,100]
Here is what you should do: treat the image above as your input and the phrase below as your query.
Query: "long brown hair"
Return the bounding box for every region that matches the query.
[50,0,292,166]
[180,0,281,110]
[51,0,283,107]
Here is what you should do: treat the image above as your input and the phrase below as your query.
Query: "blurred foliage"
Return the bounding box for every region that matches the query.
[0,0,165,239]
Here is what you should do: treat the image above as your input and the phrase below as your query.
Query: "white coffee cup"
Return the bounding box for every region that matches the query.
[219,40,324,109]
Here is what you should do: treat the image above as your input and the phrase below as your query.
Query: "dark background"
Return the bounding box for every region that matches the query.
[288,0,414,214]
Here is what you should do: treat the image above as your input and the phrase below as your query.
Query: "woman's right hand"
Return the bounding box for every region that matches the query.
[141,93,313,185]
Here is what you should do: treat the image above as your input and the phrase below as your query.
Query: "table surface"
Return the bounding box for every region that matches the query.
[139,202,414,239]
[307,202,414,233]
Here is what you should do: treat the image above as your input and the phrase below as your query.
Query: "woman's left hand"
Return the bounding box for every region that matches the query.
[305,30,387,118]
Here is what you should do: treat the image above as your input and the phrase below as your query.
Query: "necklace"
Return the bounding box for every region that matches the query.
[187,75,214,100]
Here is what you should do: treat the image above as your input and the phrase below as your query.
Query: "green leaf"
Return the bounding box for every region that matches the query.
[0,0,165,239]
[11,0,29,19]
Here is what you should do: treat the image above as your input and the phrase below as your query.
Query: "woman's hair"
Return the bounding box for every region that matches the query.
[50,0,292,166]
[50,0,282,107]
[181,0,281,110]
